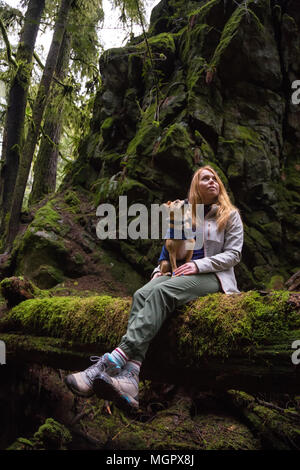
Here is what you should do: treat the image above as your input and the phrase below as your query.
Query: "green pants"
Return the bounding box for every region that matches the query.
[118,273,221,363]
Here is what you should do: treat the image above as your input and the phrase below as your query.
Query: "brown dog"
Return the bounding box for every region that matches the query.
[160,199,195,276]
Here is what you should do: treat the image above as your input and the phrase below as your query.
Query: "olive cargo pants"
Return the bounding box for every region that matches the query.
[118,273,221,363]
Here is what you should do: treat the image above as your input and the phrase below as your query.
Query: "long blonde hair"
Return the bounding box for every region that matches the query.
[188,165,238,230]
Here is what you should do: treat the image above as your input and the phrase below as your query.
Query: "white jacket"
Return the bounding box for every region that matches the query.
[151,204,244,294]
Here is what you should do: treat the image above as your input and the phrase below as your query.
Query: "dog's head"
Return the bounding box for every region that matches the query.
[163,199,193,229]
[163,199,185,222]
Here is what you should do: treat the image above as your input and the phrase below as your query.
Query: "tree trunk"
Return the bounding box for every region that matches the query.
[0,0,45,234]
[29,30,72,206]
[5,0,73,249]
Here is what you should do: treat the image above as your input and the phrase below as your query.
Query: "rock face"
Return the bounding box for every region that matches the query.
[70,0,300,290]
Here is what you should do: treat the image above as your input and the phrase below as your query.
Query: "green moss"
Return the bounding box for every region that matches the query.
[33,418,72,450]
[73,252,85,265]
[177,290,299,362]
[126,102,159,157]
[101,117,114,131]
[185,55,208,88]
[246,226,273,251]
[138,32,176,56]
[94,174,150,205]
[7,418,72,450]
[209,0,264,69]
[233,125,264,148]
[228,390,300,450]
[6,295,131,345]
[193,412,259,450]
[187,0,221,23]
[63,189,81,213]
[33,265,65,288]
[0,276,49,300]
[99,249,145,295]
[266,275,285,290]
[7,437,35,450]
[30,200,63,233]
[13,227,68,282]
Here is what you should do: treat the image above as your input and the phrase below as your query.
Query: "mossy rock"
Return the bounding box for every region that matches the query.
[33,418,72,450]
[7,418,72,450]
[31,265,65,289]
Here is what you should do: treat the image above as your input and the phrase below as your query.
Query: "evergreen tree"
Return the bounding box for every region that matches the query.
[29,0,104,205]
[29,30,72,205]
[6,0,73,248]
[0,0,45,236]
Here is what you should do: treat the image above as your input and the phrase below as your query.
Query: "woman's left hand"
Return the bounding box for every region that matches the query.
[173,262,199,276]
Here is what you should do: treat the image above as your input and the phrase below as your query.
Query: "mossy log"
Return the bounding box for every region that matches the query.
[226,390,300,450]
[0,276,44,308]
[0,290,299,393]
[286,271,300,292]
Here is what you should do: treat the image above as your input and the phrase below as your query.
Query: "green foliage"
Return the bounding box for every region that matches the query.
[208,0,264,69]
[33,418,72,450]
[68,0,104,81]
[187,0,221,22]
[111,0,146,26]
[8,417,72,450]
[94,173,149,204]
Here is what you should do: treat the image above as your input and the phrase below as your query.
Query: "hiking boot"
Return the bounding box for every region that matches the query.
[64,354,121,397]
[93,362,139,413]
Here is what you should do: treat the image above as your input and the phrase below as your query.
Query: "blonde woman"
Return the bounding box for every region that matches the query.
[65,166,244,413]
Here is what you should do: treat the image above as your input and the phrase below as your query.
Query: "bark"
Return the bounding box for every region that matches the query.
[5,0,73,249]
[0,0,45,233]
[29,30,72,205]
[285,270,300,292]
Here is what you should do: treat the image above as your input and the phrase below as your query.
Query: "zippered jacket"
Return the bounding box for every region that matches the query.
[151,204,244,294]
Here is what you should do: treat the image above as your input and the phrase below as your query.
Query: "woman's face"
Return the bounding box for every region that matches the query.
[198,169,220,204]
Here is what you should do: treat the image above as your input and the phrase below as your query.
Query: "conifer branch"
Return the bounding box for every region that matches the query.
[0,15,17,67]
[133,0,161,122]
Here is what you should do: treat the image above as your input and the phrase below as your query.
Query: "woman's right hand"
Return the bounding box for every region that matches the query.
[152,272,163,279]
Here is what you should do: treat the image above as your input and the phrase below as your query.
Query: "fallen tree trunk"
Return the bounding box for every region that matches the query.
[225,390,300,450]
[0,290,299,392]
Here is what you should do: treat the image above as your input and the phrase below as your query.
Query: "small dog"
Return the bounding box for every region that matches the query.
[160,199,195,276]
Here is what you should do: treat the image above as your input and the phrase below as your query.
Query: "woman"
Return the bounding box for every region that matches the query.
[65,166,244,413]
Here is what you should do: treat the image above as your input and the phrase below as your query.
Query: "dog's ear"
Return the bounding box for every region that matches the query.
[177,199,185,208]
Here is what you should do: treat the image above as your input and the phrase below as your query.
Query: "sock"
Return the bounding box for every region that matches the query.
[127,360,141,375]
[110,347,128,368]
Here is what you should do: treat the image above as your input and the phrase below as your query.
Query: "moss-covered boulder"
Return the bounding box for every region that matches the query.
[4,190,145,293]
[66,0,300,290]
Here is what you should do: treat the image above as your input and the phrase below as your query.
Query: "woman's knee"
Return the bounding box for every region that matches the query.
[149,282,174,302]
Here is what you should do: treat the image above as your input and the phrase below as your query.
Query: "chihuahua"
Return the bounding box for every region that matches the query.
[160,199,195,276]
